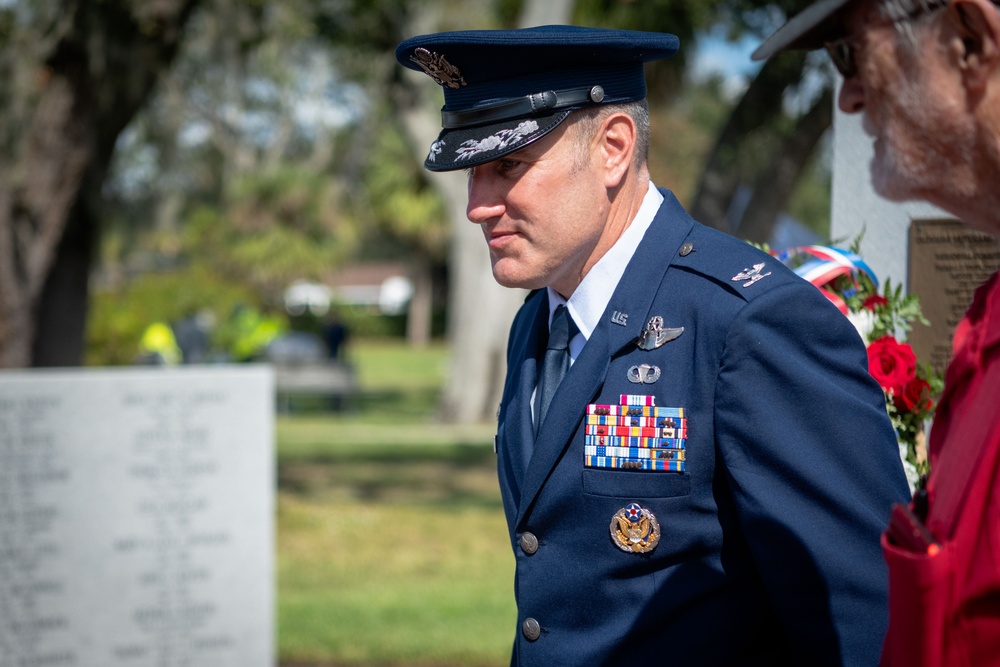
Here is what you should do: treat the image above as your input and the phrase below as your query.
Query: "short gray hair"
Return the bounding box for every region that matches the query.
[569,100,651,168]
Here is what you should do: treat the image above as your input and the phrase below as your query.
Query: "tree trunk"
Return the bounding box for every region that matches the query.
[31,195,96,366]
[519,0,576,26]
[0,0,199,368]
[736,86,833,244]
[397,95,526,422]
[436,171,527,423]
[406,256,434,349]
[0,63,92,367]
[435,0,575,423]
[689,52,808,232]
[393,0,574,423]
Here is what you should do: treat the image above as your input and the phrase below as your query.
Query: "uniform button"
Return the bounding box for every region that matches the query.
[679,242,694,257]
[522,617,541,641]
[519,532,539,555]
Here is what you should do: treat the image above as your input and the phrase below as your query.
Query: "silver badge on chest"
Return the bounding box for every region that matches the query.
[637,316,684,351]
[627,364,661,384]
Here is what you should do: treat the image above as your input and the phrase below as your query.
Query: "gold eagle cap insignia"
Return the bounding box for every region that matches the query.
[410,48,467,89]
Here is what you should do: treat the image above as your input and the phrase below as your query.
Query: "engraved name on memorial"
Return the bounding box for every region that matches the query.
[908,220,1000,374]
[0,367,273,667]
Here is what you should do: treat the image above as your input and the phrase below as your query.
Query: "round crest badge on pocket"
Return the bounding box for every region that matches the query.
[610,502,660,554]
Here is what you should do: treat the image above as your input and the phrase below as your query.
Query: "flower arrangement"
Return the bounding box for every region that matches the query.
[775,242,944,489]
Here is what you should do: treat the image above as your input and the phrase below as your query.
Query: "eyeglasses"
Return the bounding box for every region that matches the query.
[824,0,950,78]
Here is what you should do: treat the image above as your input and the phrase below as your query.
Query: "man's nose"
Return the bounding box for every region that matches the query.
[466,171,505,223]
[838,76,865,114]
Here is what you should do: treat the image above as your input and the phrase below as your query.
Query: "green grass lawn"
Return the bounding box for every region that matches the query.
[276,341,516,666]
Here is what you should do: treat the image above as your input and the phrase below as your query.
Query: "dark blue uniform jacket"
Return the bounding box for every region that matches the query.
[495,189,911,666]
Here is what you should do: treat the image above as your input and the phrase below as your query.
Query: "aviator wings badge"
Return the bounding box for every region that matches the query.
[637,316,684,351]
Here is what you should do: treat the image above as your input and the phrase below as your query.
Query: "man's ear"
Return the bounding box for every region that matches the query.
[597,113,637,189]
[948,0,1000,93]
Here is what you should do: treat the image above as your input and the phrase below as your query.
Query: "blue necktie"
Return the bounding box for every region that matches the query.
[534,304,578,436]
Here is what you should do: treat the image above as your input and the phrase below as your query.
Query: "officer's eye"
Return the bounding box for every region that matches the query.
[496,159,521,176]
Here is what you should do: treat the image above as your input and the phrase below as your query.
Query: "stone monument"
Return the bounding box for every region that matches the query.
[0,365,274,667]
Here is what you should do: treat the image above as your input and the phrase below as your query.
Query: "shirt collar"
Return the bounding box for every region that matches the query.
[546,181,663,357]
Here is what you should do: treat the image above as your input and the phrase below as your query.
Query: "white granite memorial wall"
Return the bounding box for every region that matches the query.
[0,365,274,667]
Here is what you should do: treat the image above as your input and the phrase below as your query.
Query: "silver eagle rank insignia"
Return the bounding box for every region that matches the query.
[731,262,772,288]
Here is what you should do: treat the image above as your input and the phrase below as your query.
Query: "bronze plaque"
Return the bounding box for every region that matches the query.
[908,219,1000,374]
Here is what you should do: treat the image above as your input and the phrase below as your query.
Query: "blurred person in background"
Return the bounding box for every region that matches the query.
[322,310,350,361]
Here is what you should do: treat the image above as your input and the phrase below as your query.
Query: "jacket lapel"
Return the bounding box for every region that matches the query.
[516,191,695,519]
[499,292,547,505]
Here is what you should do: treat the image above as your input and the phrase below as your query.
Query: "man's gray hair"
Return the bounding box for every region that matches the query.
[879,0,1000,49]
[571,100,651,168]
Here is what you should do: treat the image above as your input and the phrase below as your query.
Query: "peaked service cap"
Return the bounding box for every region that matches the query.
[752,0,856,61]
[395,25,679,172]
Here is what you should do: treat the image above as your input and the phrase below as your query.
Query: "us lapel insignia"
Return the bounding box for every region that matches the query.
[611,503,660,554]
[611,311,629,327]
[731,262,772,288]
[627,364,661,384]
[410,48,467,89]
[637,316,684,350]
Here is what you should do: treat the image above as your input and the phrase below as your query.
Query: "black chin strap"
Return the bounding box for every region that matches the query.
[441,85,605,129]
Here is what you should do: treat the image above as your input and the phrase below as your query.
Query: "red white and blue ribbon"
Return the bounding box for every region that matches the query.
[775,245,879,313]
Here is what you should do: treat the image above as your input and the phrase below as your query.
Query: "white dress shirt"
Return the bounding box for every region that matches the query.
[545,181,664,363]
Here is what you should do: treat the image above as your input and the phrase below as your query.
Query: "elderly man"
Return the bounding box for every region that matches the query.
[755,1,1000,665]
[397,26,909,666]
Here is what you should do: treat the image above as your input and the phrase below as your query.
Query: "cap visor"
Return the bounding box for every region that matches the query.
[424,110,571,172]
[751,0,852,61]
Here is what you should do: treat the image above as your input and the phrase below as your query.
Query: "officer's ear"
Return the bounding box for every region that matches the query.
[947,0,1000,95]
[596,112,637,189]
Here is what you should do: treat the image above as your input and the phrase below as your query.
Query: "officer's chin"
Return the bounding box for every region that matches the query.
[491,268,544,292]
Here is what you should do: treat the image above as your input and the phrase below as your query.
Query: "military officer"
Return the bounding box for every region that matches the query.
[396,25,910,666]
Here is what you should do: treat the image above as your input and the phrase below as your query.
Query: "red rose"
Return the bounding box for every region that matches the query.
[867,336,916,395]
[895,377,933,413]
[863,294,889,311]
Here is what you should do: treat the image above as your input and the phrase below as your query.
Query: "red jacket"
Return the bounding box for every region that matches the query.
[882,271,1000,666]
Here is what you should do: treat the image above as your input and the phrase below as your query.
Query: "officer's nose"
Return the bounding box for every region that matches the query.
[466,169,506,224]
